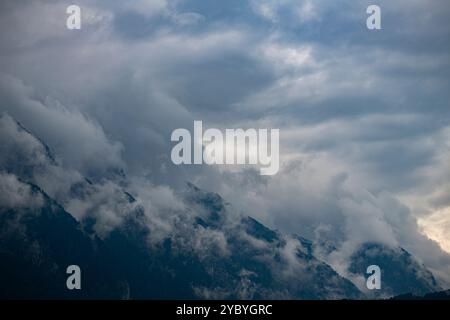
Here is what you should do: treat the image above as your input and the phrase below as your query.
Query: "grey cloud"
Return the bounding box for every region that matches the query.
[0,172,43,210]
[0,74,125,179]
[0,0,449,287]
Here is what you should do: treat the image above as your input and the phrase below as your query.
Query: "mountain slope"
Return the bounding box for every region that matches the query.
[348,243,441,298]
[0,113,445,299]
[0,178,126,299]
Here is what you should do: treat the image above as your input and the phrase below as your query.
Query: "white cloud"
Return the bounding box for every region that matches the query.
[0,172,43,210]
[419,207,450,254]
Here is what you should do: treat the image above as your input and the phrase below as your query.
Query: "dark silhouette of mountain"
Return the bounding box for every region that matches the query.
[0,177,363,299]
[0,114,445,299]
[0,182,123,299]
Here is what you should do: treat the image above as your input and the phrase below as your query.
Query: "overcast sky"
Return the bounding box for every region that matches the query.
[1,0,449,283]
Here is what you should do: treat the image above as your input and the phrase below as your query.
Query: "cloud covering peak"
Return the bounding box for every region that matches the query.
[0,0,449,287]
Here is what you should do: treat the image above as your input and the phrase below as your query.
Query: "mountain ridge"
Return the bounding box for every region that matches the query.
[0,113,445,299]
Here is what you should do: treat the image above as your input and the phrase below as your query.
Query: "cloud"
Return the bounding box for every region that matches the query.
[0,172,43,210]
[0,74,125,179]
[0,0,449,286]
[419,208,450,254]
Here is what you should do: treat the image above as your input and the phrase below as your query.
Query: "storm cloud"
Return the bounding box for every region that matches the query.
[1,0,449,285]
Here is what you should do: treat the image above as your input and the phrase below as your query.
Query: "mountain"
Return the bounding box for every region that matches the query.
[348,243,441,298]
[0,113,445,299]
[181,183,363,299]
[0,175,363,299]
[0,180,125,299]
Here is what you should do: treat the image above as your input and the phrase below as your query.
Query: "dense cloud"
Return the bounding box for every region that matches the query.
[0,0,449,285]
[0,172,43,210]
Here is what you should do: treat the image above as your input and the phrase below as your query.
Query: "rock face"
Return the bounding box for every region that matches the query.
[0,114,443,299]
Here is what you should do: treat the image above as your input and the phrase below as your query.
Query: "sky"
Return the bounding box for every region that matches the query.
[0,0,449,284]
